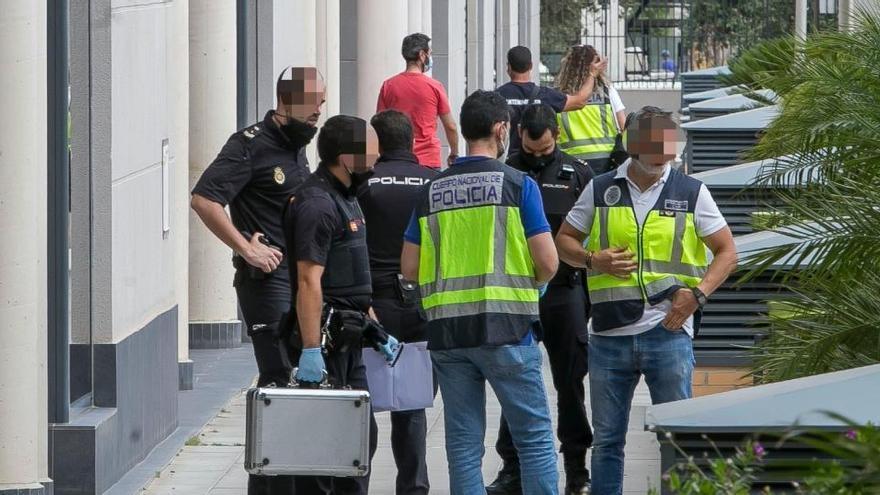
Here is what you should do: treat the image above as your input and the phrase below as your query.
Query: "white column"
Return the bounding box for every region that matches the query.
[274,0,340,167]
[188,1,240,331]
[169,0,190,365]
[0,0,48,491]
[795,0,808,39]
[422,0,433,37]
[518,0,540,82]
[839,0,852,30]
[356,0,409,120]
[408,0,423,33]
[495,0,519,86]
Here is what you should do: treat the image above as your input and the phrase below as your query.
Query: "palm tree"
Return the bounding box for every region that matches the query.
[721,8,880,383]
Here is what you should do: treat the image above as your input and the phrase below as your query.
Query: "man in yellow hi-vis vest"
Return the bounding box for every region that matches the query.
[556,107,738,495]
[401,90,561,494]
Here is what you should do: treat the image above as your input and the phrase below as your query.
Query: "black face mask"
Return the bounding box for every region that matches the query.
[278,114,318,149]
[520,149,554,171]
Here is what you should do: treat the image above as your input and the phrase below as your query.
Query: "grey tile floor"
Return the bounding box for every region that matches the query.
[140,348,660,494]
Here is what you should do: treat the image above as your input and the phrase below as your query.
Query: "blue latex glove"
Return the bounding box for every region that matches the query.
[379,335,400,364]
[538,283,548,298]
[296,347,325,383]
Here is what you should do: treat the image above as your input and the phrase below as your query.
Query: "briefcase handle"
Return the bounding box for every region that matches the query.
[290,368,331,389]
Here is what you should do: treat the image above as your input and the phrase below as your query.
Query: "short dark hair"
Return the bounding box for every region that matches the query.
[401,33,431,62]
[318,115,368,164]
[370,110,413,152]
[520,104,558,140]
[507,46,533,73]
[625,105,677,132]
[459,90,511,141]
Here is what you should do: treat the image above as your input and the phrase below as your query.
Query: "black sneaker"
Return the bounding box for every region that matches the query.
[485,469,522,495]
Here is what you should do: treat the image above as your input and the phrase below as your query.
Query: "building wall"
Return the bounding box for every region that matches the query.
[110,0,179,344]
[53,1,186,492]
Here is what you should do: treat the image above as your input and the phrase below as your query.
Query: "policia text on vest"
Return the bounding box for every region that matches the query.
[409,158,544,350]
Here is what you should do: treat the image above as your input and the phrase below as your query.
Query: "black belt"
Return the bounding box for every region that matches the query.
[549,269,583,287]
[371,286,398,300]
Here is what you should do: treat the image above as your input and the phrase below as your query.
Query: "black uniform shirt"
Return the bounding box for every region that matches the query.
[507,148,594,284]
[192,110,311,251]
[357,150,438,288]
[496,82,567,151]
[283,164,371,312]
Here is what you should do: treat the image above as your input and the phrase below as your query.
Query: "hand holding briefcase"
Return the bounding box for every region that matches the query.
[244,379,372,477]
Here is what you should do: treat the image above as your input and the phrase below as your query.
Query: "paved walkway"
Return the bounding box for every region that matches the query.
[137,347,660,494]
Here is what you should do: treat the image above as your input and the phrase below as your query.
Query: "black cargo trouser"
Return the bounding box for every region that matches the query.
[290,345,379,495]
[372,295,435,495]
[236,267,297,494]
[496,282,594,484]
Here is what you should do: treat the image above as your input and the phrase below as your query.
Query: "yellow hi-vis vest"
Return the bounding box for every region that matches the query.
[557,90,617,161]
[587,168,709,333]
[414,158,540,349]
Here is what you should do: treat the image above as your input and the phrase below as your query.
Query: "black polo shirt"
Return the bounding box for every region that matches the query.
[357,150,438,289]
[496,81,567,151]
[284,164,371,312]
[507,147,593,284]
[192,110,311,252]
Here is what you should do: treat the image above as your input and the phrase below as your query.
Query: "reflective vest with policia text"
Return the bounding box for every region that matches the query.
[587,168,708,333]
[557,87,617,161]
[414,158,540,350]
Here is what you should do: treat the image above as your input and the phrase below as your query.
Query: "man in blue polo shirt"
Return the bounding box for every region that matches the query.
[401,90,560,494]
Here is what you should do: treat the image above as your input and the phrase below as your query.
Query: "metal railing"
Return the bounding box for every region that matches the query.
[539,0,840,89]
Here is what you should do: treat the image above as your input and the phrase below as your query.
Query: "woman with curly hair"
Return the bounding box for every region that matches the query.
[555,45,627,174]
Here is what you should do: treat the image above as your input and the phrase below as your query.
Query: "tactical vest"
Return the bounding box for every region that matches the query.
[556,88,617,161]
[321,189,372,299]
[414,158,540,349]
[587,168,708,332]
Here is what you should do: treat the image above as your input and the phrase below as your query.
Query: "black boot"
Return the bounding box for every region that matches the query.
[564,456,591,495]
[486,463,522,495]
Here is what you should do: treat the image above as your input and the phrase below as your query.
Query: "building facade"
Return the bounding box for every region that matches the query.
[0,1,539,493]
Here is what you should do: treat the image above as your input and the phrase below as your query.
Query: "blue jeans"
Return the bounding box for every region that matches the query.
[589,324,695,495]
[432,342,559,495]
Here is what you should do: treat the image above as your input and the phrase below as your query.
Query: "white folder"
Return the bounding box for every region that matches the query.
[363,341,434,412]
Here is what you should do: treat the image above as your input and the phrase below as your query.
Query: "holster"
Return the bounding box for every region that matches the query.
[286,305,391,355]
[232,254,273,281]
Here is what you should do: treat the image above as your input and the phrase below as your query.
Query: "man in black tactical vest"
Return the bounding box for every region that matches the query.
[487,104,595,495]
[191,66,325,495]
[356,110,438,494]
[283,115,397,494]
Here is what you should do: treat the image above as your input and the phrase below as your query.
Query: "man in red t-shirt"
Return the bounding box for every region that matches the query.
[377,33,459,168]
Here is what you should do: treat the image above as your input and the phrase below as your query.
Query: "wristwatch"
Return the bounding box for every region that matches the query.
[691,287,708,308]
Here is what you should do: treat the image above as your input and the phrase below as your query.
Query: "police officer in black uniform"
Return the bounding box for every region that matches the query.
[486,104,595,495]
[191,66,325,495]
[356,110,438,494]
[283,115,390,495]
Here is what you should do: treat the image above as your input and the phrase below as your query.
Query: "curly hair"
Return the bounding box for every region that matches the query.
[555,45,608,97]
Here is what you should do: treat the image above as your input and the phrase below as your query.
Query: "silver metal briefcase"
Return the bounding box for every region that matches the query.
[244,386,371,477]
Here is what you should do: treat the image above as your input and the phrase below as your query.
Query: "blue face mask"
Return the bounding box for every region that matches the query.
[422,54,432,73]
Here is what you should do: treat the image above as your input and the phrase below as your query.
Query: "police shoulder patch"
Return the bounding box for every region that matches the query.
[242,124,262,140]
[603,185,622,206]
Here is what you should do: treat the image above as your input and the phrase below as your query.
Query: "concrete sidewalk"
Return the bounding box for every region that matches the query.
[140,350,660,494]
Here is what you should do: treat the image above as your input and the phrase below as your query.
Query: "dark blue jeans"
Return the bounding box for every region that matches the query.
[589,324,695,495]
